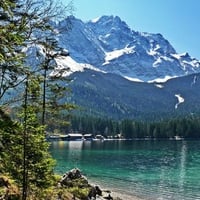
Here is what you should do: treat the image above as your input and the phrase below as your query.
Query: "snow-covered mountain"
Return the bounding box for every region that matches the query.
[23,15,200,120]
[54,15,200,82]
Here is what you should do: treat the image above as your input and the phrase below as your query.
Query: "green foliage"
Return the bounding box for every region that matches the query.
[67,187,89,200]
[0,0,28,103]
[0,75,56,199]
[0,114,22,174]
[0,0,75,199]
[0,0,15,12]
[0,175,20,200]
[22,107,55,188]
[38,36,76,132]
[70,114,200,139]
[0,108,55,189]
[45,79,76,128]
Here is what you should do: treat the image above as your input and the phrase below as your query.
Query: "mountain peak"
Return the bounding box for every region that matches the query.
[90,15,122,23]
[88,15,129,30]
[54,15,200,82]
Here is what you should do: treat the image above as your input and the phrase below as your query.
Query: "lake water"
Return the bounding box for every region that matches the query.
[50,140,200,200]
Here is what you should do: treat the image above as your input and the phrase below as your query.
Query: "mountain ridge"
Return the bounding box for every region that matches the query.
[55,15,200,82]
[69,70,200,120]
[24,15,200,120]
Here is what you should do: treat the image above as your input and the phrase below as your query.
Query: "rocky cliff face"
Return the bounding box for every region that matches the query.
[24,15,200,120]
[54,15,200,82]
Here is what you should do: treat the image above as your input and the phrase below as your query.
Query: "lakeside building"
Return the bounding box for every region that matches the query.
[68,133,83,141]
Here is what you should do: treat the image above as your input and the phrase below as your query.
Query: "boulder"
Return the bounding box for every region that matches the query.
[103,193,113,200]
[60,169,113,200]
[88,185,102,199]
[60,168,89,188]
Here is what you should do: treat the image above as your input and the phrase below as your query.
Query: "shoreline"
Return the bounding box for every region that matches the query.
[60,168,145,200]
[88,179,145,200]
[105,189,144,200]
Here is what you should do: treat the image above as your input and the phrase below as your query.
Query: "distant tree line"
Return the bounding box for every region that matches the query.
[68,115,200,139]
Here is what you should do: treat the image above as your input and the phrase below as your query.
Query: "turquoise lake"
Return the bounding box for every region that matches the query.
[50,140,200,200]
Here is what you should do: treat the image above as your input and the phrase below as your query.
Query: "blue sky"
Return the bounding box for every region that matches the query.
[62,0,200,59]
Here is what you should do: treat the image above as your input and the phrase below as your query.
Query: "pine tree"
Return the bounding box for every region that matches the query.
[0,1,75,199]
[0,0,27,101]
[0,75,55,199]
[21,75,55,199]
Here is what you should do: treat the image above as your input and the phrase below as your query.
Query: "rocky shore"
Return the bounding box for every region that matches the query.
[59,168,120,200]
[0,168,143,199]
[59,168,143,200]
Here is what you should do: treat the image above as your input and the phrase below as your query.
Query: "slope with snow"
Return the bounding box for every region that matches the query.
[23,15,200,120]
[53,15,200,82]
[175,94,185,109]
[25,15,200,83]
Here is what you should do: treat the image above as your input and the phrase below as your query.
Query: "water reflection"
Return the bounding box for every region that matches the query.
[68,141,84,168]
[68,141,83,150]
[51,140,69,149]
[179,141,187,192]
[82,141,92,149]
[50,140,200,200]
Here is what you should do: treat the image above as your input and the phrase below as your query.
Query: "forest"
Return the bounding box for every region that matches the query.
[68,115,200,139]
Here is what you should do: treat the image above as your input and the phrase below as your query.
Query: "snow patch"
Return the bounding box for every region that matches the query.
[191,75,197,86]
[182,60,198,68]
[148,49,157,56]
[103,46,135,65]
[53,56,104,77]
[171,53,181,60]
[172,52,189,59]
[124,76,144,82]
[161,56,173,62]
[154,44,161,51]
[148,75,176,83]
[175,94,185,109]
[105,33,111,38]
[90,17,101,23]
[153,56,173,67]
[153,57,162,67]
[148,44,161,56]
[154,84,164,88]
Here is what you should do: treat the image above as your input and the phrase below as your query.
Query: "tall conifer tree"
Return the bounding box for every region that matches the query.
[0,0,74,199]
